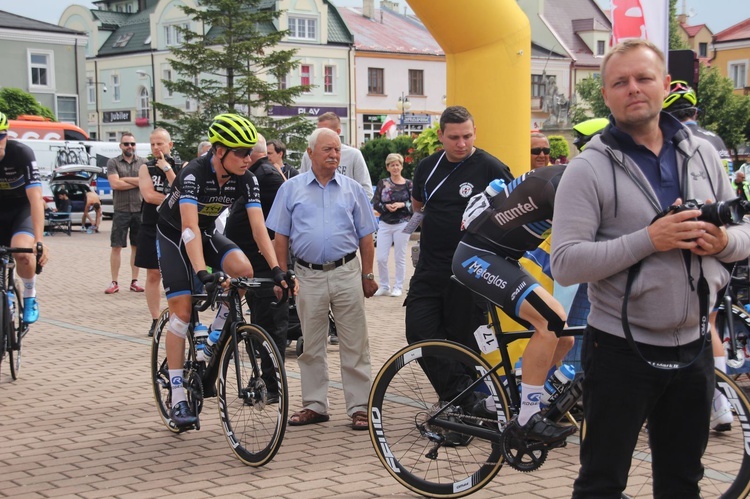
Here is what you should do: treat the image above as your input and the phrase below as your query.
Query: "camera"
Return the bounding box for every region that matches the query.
[670,198,750,227]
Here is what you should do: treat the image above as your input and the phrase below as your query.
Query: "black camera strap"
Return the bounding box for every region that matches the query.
[621,255,710,370]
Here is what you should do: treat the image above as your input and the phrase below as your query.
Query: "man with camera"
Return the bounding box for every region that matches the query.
[137,127,179,337]
[551,40,750,497]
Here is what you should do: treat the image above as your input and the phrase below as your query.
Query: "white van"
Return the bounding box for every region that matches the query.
[11,139,90,177]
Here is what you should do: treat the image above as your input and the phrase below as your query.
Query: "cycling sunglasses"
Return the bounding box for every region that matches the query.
[531,147,551,155]
[230,148,253,158]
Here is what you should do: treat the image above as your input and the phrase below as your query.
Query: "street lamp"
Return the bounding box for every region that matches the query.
[396,92,411,135]
[136,70,156,127]
[94,81,107,140]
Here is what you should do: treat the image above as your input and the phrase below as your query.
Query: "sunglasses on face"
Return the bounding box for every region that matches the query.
[0,133,7,140]
[230,148,253,158]
[531,147,551,155]
[121,142,136,147]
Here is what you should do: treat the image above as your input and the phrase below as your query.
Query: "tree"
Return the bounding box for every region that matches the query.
[568,77,608,125]
[156,0,314,160]
[697,64,750,161]
[361,135,415,184]
[548,135,570,162]
[0,87,55,121]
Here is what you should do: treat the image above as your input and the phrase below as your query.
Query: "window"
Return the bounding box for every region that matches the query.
[87,77,96,105]
[56,96,78,124]
[29,50,53,89]
[111,74,121,102]
[699,42,708,58]
[324,65,334,94]
[164,23,189,46]
[531,74,545,98]
[408,69,424,96]
[368,67,384,94]
[107,132,117,142]
[288,17,317,41]
[163,69,173,98]
[300,64,312,90]
[138,87,150,119]
[277,72,288,90]
[112,32,133,48]
[597,40,605,56]
[729,62,748,89]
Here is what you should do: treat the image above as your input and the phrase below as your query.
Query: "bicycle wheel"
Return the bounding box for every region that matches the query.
[368,340,510,498]
[217,324,288,467]
[623,369,750,498]
[150,309,181,432]
[7,288,23,381]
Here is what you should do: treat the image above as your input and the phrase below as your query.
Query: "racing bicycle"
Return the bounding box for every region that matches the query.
[151,275,292,467]
[368,291,750,498]
[0,243,42,381]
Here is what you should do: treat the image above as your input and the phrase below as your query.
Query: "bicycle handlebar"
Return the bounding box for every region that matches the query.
[193,273,296,313]
[0,243,43,274]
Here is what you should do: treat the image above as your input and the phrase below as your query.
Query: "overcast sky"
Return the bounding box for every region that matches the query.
[2,0,744,38]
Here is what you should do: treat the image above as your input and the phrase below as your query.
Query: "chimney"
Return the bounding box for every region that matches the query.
[363,0,374,19]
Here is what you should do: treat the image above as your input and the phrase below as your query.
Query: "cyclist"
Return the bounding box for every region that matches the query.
[156,113,292,429]
[452,164,576,444]
[0,112,48,323]
[663,80,735,431]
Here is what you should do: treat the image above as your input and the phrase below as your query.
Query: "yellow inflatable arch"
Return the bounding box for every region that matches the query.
[407,0,531,178]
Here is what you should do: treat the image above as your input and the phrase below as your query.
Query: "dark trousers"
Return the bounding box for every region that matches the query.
[405,270,486,404]
[248,268,289,395]
[573,326,713,498]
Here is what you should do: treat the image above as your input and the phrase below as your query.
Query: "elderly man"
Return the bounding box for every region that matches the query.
[530,132,551,170]
[267,127,378,431]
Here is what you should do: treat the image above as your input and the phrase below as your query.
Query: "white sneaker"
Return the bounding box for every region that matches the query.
[711,390,733,431]
[390,288,402,297]
[374,288,390,297]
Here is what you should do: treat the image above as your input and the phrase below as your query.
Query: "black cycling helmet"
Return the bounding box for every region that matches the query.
[0,111,8,132]
[572,117,609,152]
[207,113,258,149]
[663,80,698,112]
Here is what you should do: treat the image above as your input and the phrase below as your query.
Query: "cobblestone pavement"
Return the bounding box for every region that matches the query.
[2,222,732,498]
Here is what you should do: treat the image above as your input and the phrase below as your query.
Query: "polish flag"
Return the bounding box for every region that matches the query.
[610,0,668,57]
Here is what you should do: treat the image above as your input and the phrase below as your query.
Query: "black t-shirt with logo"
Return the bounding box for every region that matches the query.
[141,155,179,226]
[412,148,512,273]
[0,140,40,208]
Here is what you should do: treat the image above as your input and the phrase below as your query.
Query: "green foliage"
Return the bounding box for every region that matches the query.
[412,122,442,163]
[569,76,609,125]
[0,87,55,120]
[669,0,689,50]
[548,135,570,161]
[697,65,750,158]
[156,0,312,160]
[361,135,416,183]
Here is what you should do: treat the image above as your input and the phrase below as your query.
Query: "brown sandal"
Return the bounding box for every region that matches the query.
[351,411,368,431]
[289,409,330,426]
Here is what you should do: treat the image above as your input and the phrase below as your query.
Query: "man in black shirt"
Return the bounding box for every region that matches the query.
[406,106,513,408]
[137,128,179,337]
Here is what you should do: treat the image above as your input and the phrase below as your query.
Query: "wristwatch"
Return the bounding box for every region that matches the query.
[362,273,375,280]
[162,165,172,172]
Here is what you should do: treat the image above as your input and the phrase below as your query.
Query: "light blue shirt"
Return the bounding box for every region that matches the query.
[266,170,377,264]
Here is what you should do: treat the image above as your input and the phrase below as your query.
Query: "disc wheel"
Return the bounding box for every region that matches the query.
[218,324,288,467]
[368,340,510,498]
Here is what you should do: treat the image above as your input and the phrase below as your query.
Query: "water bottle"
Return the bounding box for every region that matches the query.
[541,364,576,406]
[484,179,507,198]
[744,304,750,315]
[202,329,221,362]
[194,323,209,362]
[7,291,16,323]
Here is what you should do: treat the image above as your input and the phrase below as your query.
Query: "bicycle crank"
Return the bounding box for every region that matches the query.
[500,426,550,472]
[185,368,204,431]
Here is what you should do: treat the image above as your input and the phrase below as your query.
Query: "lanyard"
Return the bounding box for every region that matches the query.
[422,151,471,207]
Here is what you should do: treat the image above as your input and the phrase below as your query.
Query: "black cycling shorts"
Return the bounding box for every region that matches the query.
[452,240,540,323]
[156,223,242,299]
[135,224,159,270]
[0,203,34,246]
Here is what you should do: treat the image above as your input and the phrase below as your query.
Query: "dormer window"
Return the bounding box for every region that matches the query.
[288,17,317,41]
[112,32,134,48]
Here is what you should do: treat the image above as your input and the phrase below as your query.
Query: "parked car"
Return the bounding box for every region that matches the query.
[43,164,109,226]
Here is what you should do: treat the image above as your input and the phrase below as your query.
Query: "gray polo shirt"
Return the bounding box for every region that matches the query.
[107,154,145,213]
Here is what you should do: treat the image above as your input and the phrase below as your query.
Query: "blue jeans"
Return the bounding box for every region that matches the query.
[573,326,713,498]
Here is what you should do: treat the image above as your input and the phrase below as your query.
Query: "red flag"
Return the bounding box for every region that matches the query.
[379,119,396,136]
